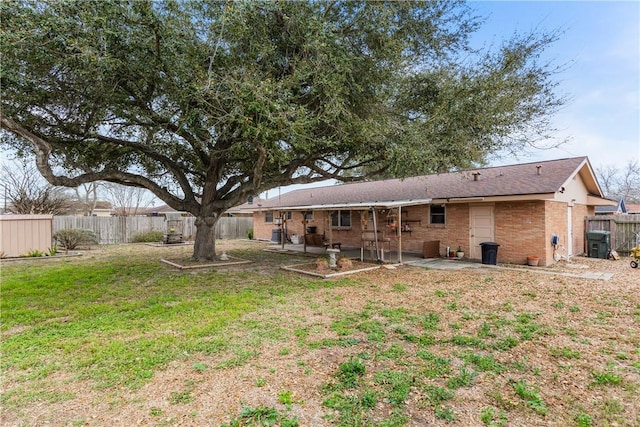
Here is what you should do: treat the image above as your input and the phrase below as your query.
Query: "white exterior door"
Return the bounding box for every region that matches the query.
[470,205,495,260]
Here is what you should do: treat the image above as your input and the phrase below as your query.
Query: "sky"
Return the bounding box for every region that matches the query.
[472,0,639,170]
[270,0,640,198]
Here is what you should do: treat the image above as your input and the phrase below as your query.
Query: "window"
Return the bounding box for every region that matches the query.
[331,210,352,228]
[285,211,293,220]
[304,212,314,221]
[265,211,274,223]
[430,205,445,224]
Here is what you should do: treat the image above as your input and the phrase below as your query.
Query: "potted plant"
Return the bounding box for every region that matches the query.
[527,256,539,266]
[456,246,464,258]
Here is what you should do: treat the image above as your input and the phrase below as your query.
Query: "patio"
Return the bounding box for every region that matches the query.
[265,241,431,265]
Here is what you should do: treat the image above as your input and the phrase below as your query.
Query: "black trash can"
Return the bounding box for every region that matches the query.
[585,230,611,259]
[480,242,500,265]
[271,228,282,243]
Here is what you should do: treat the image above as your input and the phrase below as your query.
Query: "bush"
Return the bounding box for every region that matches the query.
[53,229,99,250]
[131,230,164,243]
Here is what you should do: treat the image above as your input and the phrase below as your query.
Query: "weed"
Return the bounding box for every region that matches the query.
[378,408,409,426]
[511,379,547,415]
[278,389,293,405]
[323,390,377,425]
[446,365,477,389]
[24,249,45,257]
[435,405,457,421]
[422,312,440,330]
[255,378,266,387]
[549,346,581,359]
[463,353,505,373]
[569,305,580,313]
[222,406,298,427]
[480,406,507,426]
[374,370,412,405]
[169,390,193,405]
[575,412,593,426]
[417,351,452,378]
[279,347,290,356]
[357,320,386,342]
[590,369,622,387]
[378,343,406,361]
[192,362,207,372]
[478,321,496,338]
[450,335,486,349]
[393,284,408,292]
[422,385,454,406]
[435,290,447,297]
[337,358,366,389]
[492,336,519,351]
[150,407,162,416]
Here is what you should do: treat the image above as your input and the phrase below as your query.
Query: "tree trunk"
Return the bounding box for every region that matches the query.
[192,216,218,261]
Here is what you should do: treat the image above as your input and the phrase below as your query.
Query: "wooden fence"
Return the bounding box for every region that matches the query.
[584,214,640,255]
[53,216,253,245]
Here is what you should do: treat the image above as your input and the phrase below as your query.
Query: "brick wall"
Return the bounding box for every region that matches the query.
[253,200,588,266]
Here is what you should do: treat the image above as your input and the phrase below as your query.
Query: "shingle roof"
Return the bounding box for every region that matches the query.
[255,157,596,209]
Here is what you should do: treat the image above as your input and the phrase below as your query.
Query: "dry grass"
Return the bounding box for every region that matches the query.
[1,241,638,426]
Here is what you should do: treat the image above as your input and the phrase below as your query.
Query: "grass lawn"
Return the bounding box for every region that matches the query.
[1,240,639,426]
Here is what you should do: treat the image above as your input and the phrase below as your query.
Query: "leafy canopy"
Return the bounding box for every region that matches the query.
[1,1,564,215]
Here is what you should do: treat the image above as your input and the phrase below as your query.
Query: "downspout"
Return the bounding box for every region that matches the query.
[397,206,402,264]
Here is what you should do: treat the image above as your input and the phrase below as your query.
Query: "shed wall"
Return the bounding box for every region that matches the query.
[0,215,53,258]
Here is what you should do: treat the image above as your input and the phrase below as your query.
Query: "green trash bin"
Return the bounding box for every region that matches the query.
[585,231,611,259]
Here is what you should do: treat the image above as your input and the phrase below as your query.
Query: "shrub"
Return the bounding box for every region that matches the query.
[53,229,99,250]
[131,230,164,243]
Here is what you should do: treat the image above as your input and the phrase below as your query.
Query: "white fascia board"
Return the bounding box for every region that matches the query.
[267,199,433,211]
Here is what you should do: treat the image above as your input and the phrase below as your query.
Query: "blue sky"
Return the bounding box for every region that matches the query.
[268,1,639,198]
[472,0,639,171]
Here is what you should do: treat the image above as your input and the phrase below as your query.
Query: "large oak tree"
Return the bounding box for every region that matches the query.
[1,0,564,260]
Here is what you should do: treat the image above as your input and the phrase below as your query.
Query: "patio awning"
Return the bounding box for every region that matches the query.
[261,198,433,211]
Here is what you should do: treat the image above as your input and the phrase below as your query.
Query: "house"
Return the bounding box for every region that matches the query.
[595,199,627,215]
[627,203,640,214]
[246,157,614,266]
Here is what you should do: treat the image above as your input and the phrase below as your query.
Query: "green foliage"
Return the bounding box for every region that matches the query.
[511,379,548,415]
[53,229,98,250]
[24,249,44,257]
[131,230,163,243]
[222,406,298,427]
[337,358,366,389]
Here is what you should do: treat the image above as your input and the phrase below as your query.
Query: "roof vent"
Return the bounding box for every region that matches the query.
[472,172,481,181]
[536,165,542,175]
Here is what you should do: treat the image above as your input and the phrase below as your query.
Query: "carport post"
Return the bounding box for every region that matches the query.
[397,206,402,264]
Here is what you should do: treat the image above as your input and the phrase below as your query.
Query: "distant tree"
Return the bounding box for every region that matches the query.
[104,183,155,216]
[0,1,566,260]
[74,182,102,216]
[596,161,640,204]
[0,161,73,214]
